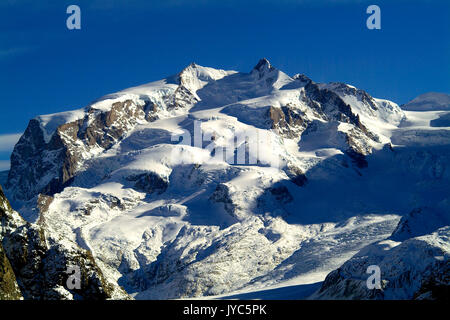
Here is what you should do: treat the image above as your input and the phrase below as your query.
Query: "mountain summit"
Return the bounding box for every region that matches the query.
[253,58,273,72]
[402,92,450,111]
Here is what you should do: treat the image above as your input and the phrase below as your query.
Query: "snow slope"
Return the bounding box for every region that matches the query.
[313,224,449,300]
[402,92,450,111]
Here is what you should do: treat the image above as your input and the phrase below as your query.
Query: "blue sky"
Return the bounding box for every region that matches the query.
[0,0,449,169]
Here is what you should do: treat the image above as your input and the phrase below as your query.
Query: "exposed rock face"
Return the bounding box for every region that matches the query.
[0,185,127,300]
[126,172,169,195]
[269,185,293,204]
[285,165,308,187]
[6,99,151,201]
[262,79,384,167]
[0,242,22,300]
[210,183,238,218]
[6,119,60,201]
[304,82,365,130]
[304,82,380,157]
[268,105,307,138]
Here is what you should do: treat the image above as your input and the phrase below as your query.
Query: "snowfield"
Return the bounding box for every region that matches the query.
[2,59,449,300]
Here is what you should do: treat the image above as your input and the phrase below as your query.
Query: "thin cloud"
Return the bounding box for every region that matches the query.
[0,160,10,171]
[0,133,21,152]
[0,47,31,59]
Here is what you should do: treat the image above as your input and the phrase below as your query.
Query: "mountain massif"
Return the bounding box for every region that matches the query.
[1,59,448,300]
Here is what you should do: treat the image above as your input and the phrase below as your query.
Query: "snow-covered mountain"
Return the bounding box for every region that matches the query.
[402,92,450,111]
[314,215,449,300]
[0,185,128,299]
[1,59,449,300]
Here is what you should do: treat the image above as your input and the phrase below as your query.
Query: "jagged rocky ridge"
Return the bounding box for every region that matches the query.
[0,185,128,299]
[0,241,21,300]
[2,59,449,299]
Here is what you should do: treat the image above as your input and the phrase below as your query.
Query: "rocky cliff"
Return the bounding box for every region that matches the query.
[0,185,128,299]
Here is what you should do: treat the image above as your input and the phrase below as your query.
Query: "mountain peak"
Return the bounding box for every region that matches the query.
[293,73,312,84]
[253,58,273,72]
[180,62,200,75]
[402,92,450,111]
[177,62,236,96]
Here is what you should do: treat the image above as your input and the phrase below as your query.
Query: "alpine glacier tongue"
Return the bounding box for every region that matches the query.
[1,59,449,300]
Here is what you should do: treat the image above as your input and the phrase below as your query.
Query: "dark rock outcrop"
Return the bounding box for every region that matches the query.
[0,185,125,300]
[126,172,169,195]
[268,105,307,138]
[0,242,22,300]
[6,99,153,201]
